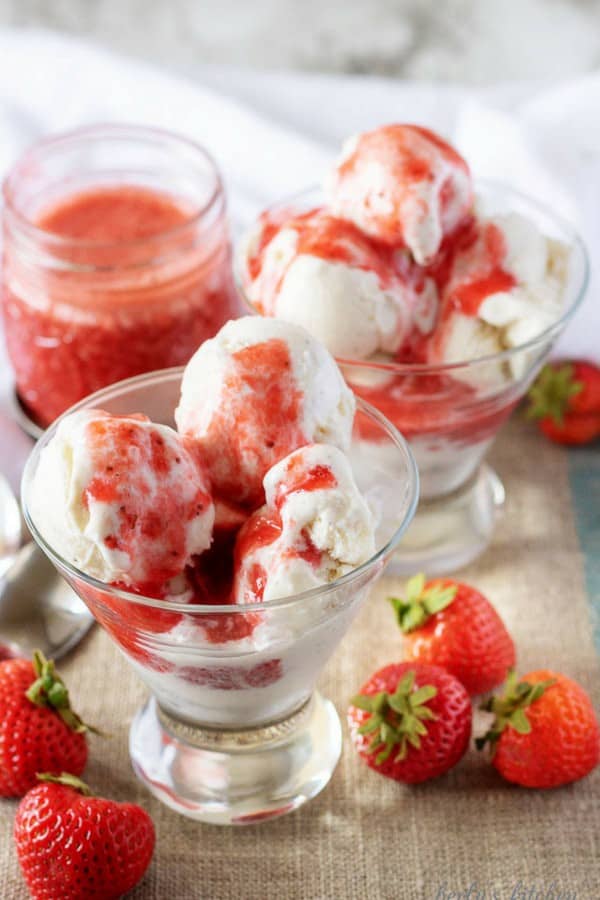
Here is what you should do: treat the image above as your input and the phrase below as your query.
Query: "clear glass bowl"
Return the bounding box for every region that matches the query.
[21,368,418,824]
[237,182,589,574]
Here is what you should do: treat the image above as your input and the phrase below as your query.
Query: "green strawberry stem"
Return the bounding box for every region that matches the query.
[475,670,556,752]
[527,363,583,425]
[26,650,102,736]
[351,669,438,764]
[388,573,457,632]
[37,772,94,796]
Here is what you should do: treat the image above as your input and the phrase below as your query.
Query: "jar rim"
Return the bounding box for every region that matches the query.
[2,123,225,255]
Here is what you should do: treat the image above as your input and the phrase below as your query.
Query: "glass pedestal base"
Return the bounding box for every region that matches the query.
[129,692,342,824]
[389,465,505,576]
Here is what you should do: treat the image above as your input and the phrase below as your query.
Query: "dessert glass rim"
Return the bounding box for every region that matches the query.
[21,366,419,616]
[236,178,590,374]
[2,122,225,257]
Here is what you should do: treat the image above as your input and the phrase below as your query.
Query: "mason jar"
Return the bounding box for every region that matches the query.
[2,124,241,427]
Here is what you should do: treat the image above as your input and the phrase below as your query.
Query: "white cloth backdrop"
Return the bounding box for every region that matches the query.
[0,27,598,490]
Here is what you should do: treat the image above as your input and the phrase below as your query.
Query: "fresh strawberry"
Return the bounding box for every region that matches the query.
[389,574,515,695]
[477,669,600,788]
[0,642,17,661]
[538,413,600,445]
[528,360,600,445]
[15,773,155,900]
[348,662,472,783]
[0,651,98,797]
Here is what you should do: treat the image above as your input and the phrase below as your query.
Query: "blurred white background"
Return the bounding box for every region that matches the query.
[1,0,600,82]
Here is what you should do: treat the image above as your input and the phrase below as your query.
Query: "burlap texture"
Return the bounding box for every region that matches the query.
[1,418,598,899]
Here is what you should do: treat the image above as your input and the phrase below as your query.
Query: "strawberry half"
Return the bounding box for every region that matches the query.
[15,774,155,900]
[0,651,98,797]
[477,669,600,788]
[527,360,600,445]
[348,662,472,783]
[389,574,515,695]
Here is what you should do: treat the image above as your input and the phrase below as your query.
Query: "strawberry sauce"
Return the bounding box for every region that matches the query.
[83,415,212,590]
[247,207,407,314]
[330,125,472,252]
[291,210,398,284]
[233,509,283,604]
[2,184,239,427]
[347,216,519,443]
[351,370,516,444]
[198,338,306,505]
[272,460,337,510]
[37,186,190,242]
[429,219,516,318]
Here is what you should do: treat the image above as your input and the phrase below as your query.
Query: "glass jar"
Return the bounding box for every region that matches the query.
[2,124,241,427]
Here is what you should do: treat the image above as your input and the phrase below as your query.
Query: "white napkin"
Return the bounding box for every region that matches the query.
[0,27,598,491]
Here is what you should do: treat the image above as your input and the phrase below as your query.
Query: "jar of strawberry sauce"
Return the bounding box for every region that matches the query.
[2,124,241,427]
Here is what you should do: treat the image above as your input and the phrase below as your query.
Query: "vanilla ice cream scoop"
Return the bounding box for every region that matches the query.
[426,212,568,380]
[232,443,375,604]
[29,409,214,589]
[326,124,473,265]
[242,207,419,359]
[175,317,356,506]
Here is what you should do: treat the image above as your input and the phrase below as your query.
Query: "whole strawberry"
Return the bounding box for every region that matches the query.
[528,360,600,445]
[0,651,97,797]
[348,662,472,783]
[15,774,155,900]
[389,574,515,695]
[477,670,600,788]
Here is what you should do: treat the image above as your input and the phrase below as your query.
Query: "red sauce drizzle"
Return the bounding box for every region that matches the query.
[249,207,400,291]
[81,415,210,590]
[274,458,337,510]
[37,185,191,242]
[288,530,323,569]
[200,338,305,506]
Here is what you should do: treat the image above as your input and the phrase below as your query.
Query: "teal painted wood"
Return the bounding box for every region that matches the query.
[569,445,600,652]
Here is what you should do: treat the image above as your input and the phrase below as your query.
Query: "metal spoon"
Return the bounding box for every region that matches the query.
[0,475,94,661]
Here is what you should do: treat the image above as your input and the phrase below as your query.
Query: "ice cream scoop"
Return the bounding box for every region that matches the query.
[327,124,473,264]
[233,443,375,604]
[426,212,568,379]
[28,410,214,590]
[242,207,419,359]
[175,317,356,506]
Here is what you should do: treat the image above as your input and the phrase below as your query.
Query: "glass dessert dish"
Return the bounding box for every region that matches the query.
[2,124,241,428]
[238,182,589,574]
[21,369,418,825]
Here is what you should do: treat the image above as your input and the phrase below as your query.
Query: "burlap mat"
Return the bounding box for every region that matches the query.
[1,417,598,899]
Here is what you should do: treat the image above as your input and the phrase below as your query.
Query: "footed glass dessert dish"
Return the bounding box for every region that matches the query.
[21,369,418,824]
[238,182,589,574]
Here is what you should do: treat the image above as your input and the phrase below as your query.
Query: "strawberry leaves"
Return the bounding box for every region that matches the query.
[37,772,94,796]
[476,670,556,752]
[25,650,101,736]
[351,670,438,764]
[527,363,583,426]
[388,574,457,633]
